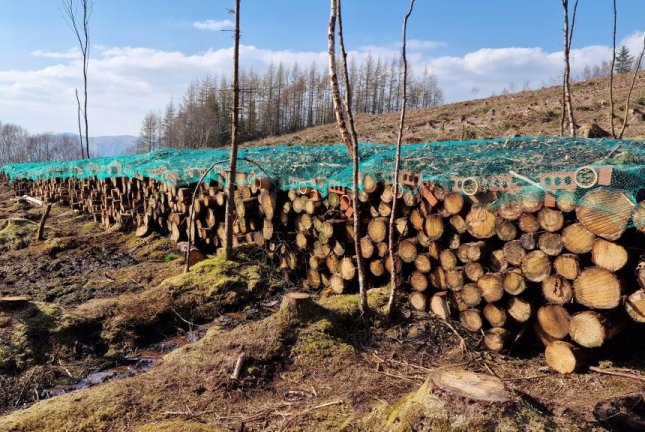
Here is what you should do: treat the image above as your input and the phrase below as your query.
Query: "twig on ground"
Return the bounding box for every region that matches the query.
[436,318,468,353]
[500,375,551,381]
[589,366,645,383]
[7,218,37,224]
[370,352,433,373]
[376,370,425,382]
[171,308,206,331]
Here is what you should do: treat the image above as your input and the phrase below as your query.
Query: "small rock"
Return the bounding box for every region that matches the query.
[577,122,611,138]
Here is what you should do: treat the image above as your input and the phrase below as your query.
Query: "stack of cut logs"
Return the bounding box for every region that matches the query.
[7,173,645,374]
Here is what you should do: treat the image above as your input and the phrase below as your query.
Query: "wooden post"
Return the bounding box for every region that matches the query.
[37,203,52,241]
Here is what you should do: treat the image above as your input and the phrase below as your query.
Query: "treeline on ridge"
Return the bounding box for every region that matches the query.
[137,56,444,152]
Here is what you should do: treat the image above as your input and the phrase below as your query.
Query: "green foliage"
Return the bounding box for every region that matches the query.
[616,45,634,74]
[162,252,181,262]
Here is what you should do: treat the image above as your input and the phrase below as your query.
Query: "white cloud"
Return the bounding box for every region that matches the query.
[407,39,446,50]
[0,31,642,136]
[31,48,81,59]
[193,19,234,32]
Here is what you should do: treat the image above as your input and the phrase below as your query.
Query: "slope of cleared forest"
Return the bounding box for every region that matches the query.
[247,71,645,146]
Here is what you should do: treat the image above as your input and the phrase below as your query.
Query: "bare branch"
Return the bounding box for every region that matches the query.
[618,35,645,139]
[561,0,576,136]
[386,0,415,317]
[223,0,241,260]
[334,0,368,314]
[609,0,617,138]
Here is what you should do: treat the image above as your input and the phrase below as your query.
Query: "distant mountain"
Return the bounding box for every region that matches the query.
[89,135,138,157]
[56,134,138,157]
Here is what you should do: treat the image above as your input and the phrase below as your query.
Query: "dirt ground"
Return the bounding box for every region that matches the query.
[0,181,643,431]
[247,72,645,147]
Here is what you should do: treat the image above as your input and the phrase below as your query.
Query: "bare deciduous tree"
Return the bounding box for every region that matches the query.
[223,0,241,260]
[618,35,645,139]
[386,0,415,317]
[62,0,92,158]
[609,0,617,138]
[328,0,368,314]
[560,0,578,137]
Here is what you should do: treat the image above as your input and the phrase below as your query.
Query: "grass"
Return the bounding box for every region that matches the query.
[163,252,181,262]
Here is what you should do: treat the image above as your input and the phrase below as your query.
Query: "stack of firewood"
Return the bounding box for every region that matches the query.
[8,173,645,374]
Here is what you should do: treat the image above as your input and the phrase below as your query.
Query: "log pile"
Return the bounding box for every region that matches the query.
[7,174,645,374]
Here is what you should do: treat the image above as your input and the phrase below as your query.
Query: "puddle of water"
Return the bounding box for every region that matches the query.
[39,305,278,400]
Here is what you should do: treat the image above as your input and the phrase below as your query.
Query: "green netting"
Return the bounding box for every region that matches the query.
[2,137,644,202]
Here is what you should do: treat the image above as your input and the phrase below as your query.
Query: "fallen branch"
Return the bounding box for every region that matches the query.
[282,399,344,417]
[7,218,38,225]
[231,352,246,380]
[589,366,645,383]
[14,195,44,207]
[436,318,468,353]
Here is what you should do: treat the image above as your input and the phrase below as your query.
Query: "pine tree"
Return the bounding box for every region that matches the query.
[616,45,634,73]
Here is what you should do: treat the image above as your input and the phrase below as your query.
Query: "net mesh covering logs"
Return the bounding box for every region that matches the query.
[3,136,644,214]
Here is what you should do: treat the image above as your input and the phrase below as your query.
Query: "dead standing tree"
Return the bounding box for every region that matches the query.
[560,0,578,137]
[328,0,368,314]
[62,0,92,158]
[223,0,241,260]
[609,0,617,138]
[386,0,415,317]
[618,35,645,139]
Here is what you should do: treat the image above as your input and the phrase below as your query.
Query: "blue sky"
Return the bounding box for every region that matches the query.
[0,0,643,135]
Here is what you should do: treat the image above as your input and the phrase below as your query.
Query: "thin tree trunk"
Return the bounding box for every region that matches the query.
[618,36,645,139]
[185,159,228,272]
[562,0,576,136]
[327,4,353,157]
[328,0,368,314]
[223,0,241,260]
[76,88,84,159]
[83,0,90,157]
[336,0,367,314]
[609,0,617,138]
[386,0,415,317]
[560,0,578,137]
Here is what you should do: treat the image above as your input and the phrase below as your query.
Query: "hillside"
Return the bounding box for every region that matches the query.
[248,72,645,146]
